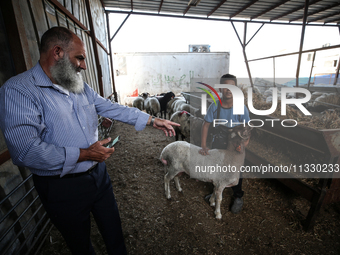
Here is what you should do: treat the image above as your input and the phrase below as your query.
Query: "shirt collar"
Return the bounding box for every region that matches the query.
[53,84,70,95]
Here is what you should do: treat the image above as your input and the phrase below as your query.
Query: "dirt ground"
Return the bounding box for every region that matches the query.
[40,121,340,255]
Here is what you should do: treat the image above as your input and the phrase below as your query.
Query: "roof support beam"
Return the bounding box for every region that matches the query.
[230,0,259,18]
[207,0,227,17]
[248,44,340,62]
[183,5,191,15]
[231,21,254,87]
[242,22,254,87]
[110,13,131,41]
[231,21,243,46]
[106,10,340,27]
[290,2,340,22]
[296,0,309,87]
[251,0,290,20]
[245,23,264,46]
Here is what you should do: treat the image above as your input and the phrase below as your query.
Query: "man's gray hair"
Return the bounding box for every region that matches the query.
[40,27,74,54]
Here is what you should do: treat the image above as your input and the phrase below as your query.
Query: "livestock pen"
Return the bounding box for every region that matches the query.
[40,120,340,254]
[1,0,340,254]
[183,90,340,231]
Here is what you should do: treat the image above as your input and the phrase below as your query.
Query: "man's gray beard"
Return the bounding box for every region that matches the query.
[50,55,84,93]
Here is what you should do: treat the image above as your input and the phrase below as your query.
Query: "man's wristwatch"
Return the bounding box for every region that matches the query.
[149,117,155,126]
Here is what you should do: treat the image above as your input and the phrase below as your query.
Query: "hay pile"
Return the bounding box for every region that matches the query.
[314,93,340,106]
[242,87,340,130]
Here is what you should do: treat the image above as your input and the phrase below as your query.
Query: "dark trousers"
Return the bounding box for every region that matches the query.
[211,138,244,198]
[232,178,244,198]
[33,162,127,255]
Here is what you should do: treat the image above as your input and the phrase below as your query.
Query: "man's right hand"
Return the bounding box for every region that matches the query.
[199,147,210,156]
[78,137,115,162]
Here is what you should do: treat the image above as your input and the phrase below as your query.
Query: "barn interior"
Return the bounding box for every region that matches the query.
[1,0,340,254]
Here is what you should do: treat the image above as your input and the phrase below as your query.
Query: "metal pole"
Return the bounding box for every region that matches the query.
[308,51,316,88]
[243,22,254,87]
[273,57,275,86]
[296,0,309,87]
[230,21,243,46]
[243,22,247,49]
[231,21,254,87]
[333,56,340,85]
[106,10,340,28]
[248,44,340,62]
[106,12,118,102]
[110,13,131,42]
[246,23,264,46]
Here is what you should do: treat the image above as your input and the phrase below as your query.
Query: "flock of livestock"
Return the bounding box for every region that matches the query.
[126,92,203,142]
[128,91,201,119]
[124,92,251,219]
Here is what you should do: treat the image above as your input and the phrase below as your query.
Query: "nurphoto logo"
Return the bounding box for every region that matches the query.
[198,82,312,128]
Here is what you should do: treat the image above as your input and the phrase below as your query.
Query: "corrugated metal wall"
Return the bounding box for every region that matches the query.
[16,0,111,96]
[0,0,112,253]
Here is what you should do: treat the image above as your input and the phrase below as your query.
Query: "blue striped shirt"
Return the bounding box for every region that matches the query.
[0,63,149,177]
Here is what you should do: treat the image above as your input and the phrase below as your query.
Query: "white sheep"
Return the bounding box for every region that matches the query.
[132,93,149,111]
[160,125,251,219]
[144,97,161,117]
[123,96,139,107]
[172,100,200,117]
[132,97,144,111]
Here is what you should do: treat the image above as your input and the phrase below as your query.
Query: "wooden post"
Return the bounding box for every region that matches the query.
[84,0,104,97]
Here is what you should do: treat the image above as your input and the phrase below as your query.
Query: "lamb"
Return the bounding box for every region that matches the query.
[166,98,178,119]
[144,97,161,117]
[132,92,149,111]
[160,125,251,219]
[172,100,201,117]
[157,91,175,119]
[133,97,144,111]
[170,110,191,141]
[167,97,184,118]
[123,96,139,107]
[170,110,213,147]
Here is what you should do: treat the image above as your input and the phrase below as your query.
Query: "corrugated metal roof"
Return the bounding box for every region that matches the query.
[103,0,340,26]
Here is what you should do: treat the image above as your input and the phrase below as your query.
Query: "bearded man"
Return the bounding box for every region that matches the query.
[0,27,179,255]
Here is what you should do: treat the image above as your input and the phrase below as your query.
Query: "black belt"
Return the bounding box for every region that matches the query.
[36,163,98,179]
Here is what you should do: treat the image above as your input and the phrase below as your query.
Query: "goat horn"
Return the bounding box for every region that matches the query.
[237,131,246,139]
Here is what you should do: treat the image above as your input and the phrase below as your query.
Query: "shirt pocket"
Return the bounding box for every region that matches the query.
[82,104,98,135]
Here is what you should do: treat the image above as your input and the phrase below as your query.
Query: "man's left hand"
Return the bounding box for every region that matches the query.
[149,117,180,137]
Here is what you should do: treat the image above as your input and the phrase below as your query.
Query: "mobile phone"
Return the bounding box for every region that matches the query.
[106,135,120,148]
